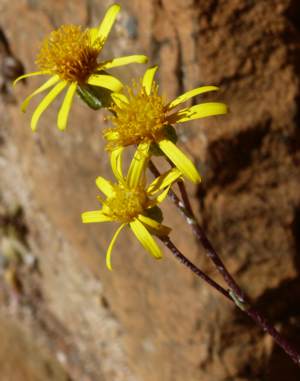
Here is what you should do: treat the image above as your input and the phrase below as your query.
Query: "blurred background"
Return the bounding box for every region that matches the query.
[1,0,300,380]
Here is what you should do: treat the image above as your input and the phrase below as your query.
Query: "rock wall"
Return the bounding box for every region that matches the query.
[0,0,300,380]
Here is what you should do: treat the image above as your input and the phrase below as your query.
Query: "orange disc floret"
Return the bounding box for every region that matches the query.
[105,82,168,149]
[104,184,148,223]
[36,25,104,83]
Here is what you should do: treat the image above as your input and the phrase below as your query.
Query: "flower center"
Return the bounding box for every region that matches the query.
[36,25,104,83]
[104,184,148,223]
[105,83,167,149]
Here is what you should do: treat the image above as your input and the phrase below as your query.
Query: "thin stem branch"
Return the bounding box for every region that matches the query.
[160,235,300,366]
[149,160,246,300]
[177,180,247,301]
[160,236,231,301]
[149,159,300,366]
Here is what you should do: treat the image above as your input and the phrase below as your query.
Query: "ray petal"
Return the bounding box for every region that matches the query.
[147,168,182,195]
[158,139,201,183]
[87,74,123,92]
[101,55,148,70]
[127,142,150,188]
[111,93,129,108]
[21,75,59,112]
[168,102,228,124]
[167,86,219,110]
[138,215,171,236]
[30,81,67,131]
[142,66,158,95]
[96,176,115,197]
[97,4,121,41]
[130,219,162,259]
[13,71,50,86]
[106,223,127,270]
[104,130,120,141]
[81,210,112,223]
[110,147,124,182]
[155,185,172,204]
[89,27,98,43]
[57,82,77,131]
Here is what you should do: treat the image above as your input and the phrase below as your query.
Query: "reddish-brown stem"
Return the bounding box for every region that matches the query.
[149,159,300,367]
[149,160,246,300]
[160,236,231,300]
[160,235,300,366]
[176,180,247,302]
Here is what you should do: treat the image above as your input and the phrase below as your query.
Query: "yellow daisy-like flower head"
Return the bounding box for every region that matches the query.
[35,24,104,83]
[14,4,148,131]
[104,66,228,183]
[107,81,168,145]
[82,143,182,270]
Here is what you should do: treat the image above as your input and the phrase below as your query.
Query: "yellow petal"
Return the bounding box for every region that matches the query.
[101,55,148,70]
[111,93,129,108]
[13,71,50,86]
[168,102,228,124]
[138,215,171,236]
[87,74,123,92]
[158,139,201,183]
[167,86,219,110]
[106,223,127,270]
[104,130,120,141]
[127,142,150,188]
[96,176,115,197]
[57,82,77,131]
[30,81,67,131]
[21,75,59,112]
[155,185,172,204]
[130,219,162,259]
[147,168,182,195]
[110,147,124,182]
[97,3,121,40]
[88,27,98,43]
[81,210,112,223]
[142,66,158,95]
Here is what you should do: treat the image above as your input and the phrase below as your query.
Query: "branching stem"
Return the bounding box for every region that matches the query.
[149,159,300,367]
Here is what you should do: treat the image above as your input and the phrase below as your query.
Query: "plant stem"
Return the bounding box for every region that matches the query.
[149,160,300,366]
[149,160,246,299]
[177,180,246,301]
[160,236,231,300]
[160,235,300,366]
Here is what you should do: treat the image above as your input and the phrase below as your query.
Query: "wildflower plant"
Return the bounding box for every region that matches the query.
[82,143,181,269]
[14,4,147,131]
[14,2,300,367]
[104,66,227,183]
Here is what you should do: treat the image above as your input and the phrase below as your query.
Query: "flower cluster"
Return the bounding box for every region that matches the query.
[15,3,227,269]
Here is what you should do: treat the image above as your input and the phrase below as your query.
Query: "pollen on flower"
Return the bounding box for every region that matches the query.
[36,25,104,83]
[104,184,148,223]
[105,82,167,149]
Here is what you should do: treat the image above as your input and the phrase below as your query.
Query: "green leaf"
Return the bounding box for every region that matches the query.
[145,206,163,223]
[77,84,115,110]
[163,124,178,144]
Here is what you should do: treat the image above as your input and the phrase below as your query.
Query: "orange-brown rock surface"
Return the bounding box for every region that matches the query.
[0,0,300,380]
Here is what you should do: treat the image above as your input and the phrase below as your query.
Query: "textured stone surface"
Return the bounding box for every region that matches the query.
[0,0,300,380]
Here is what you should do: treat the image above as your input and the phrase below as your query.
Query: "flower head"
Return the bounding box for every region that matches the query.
[104,66,228,183]
[81,143,181,270]
[35,24,104,83]
[14,4,148,131]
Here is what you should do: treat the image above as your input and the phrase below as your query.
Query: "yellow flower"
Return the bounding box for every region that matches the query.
[81,143,181,270]
[14,4,148,131]
[104,66,228,183]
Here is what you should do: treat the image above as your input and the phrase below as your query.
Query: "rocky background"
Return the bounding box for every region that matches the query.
[0,0,300,380]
